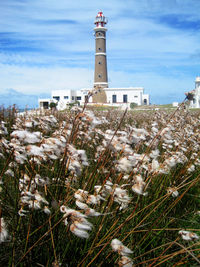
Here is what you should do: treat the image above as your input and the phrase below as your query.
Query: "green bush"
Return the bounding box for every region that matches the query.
[49,102,57,109]
[130,102,138,109]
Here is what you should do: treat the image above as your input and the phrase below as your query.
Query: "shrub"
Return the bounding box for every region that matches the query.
[49,102,57,109]
[130,102,138,109]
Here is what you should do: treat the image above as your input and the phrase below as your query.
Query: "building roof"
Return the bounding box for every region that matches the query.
[81,87,144,92]
[104,87,144,91]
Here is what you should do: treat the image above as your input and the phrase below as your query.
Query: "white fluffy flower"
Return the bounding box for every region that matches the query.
[70,224,89,239]
[117,157,132,173]
[179,230,199,241]
[111,239,133,256]
[75,200,89,210]
[11,130,41,144]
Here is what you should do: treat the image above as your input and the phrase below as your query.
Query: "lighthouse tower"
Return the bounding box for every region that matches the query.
[93,11,108,103]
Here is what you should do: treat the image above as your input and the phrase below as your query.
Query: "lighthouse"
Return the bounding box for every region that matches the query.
[39,11,150,110]
[93,11,108,103]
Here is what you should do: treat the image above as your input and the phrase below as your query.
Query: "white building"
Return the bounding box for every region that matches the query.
[188,76,200,108]
[51,89,82,110]
[81,87,149,106]
[39,87,149,110]
[104,87,149,106]
[39,89,82,110]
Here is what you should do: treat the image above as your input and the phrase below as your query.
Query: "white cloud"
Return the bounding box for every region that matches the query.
[0,64,93,95]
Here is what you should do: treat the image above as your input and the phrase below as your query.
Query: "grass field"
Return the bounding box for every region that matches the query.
[0,102,199,266]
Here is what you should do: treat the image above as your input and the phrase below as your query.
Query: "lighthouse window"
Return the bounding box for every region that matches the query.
[98,61,102,64]
[98,74,102,78]
[98,47,102,51]
[98,32,103,36]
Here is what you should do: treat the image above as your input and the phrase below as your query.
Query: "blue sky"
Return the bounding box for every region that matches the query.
[0,0,200,106]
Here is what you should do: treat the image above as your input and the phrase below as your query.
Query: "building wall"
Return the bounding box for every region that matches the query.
[105,88,144,105]
[50,90,83,110]
[81,87,149,106]
[52,90,72,102]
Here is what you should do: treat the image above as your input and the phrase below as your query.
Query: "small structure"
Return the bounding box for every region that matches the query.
[39,98,51,109]
[172,102,179,107]
[188,77,200,108]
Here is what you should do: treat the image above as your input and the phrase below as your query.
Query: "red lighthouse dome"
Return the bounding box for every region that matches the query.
[94,11,108,28]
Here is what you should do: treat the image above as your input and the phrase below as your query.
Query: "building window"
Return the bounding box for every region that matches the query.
[143,99,147,105]
[64,96,69,99]
[43,102,49,109]
[134,95,138,98]
[112,95,117,103]
[76,96,81,100]
[123,95,128,103]
[72,96,74,100]
[53,96,60,101]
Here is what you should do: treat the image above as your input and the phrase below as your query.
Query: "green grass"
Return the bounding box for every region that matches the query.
[0,104,199,266]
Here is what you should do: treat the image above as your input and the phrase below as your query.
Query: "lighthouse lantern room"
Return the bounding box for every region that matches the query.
[94,11,108,28]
